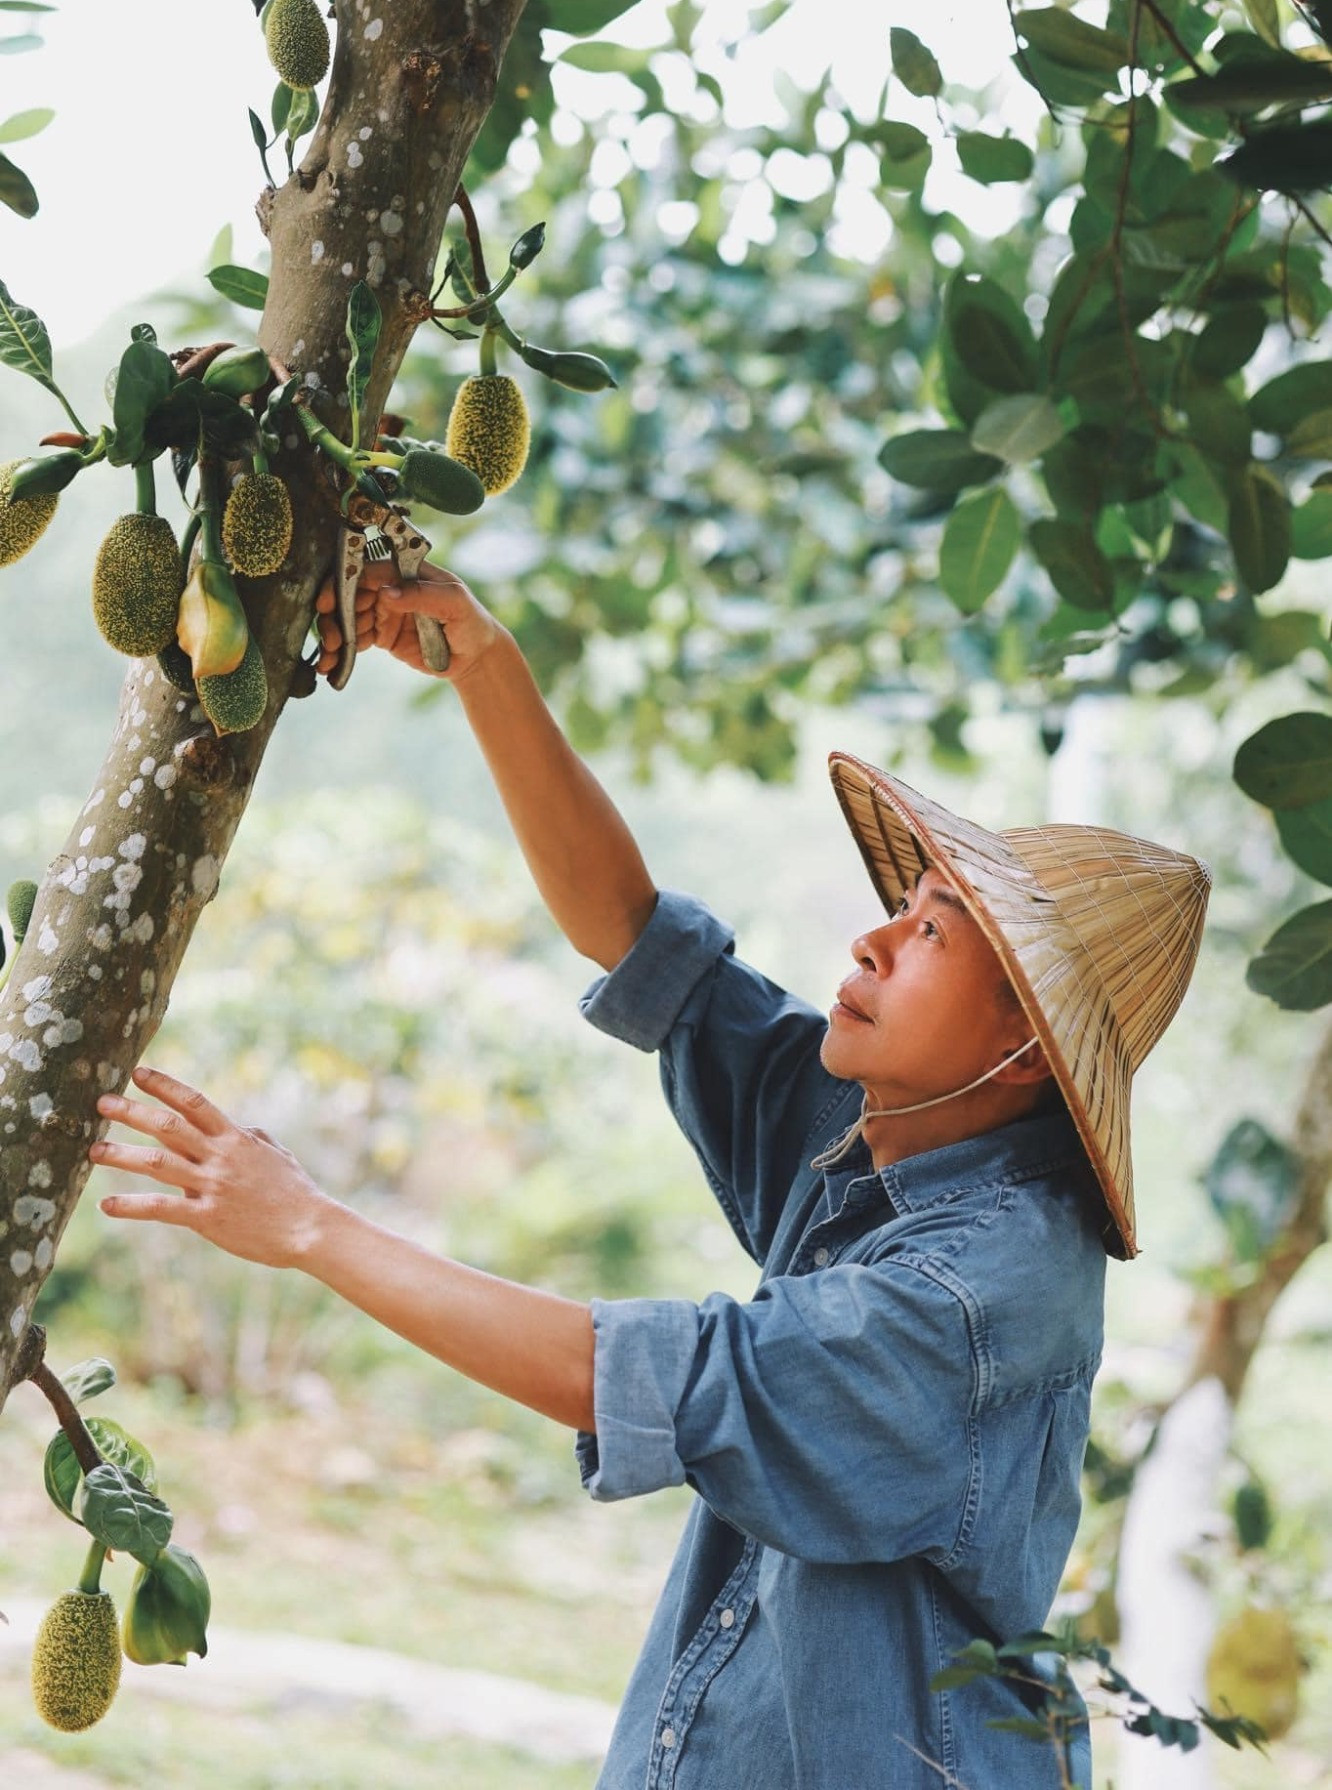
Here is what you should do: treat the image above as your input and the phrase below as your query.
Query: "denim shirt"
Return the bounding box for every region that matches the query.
[575,891,1105,1790]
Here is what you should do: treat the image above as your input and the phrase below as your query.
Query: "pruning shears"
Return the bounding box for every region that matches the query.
[328,496,451,691]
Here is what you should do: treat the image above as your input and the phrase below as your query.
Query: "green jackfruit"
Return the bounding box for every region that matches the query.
[92,514,185,657]
[265,0,330,90]
[395,448,485,515]
[177,557,249,679]
[198,632,268,736]
[31,1590,121,1731]
[444,375,531,496]
[0,458,59,567]
[7,878,37,942]
[222,472,293,576]
[202,345,271,399]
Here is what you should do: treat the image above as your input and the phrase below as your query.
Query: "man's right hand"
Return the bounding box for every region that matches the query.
[314,557,508,685]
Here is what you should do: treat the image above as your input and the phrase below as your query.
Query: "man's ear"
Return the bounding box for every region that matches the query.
[991,1036,1055,1088]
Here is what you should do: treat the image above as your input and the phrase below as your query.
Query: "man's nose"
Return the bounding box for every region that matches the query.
[851,922,895,974]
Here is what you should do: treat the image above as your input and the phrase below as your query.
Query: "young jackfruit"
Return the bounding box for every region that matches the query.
[198,632,268,736]
[202,345,271,399]
[222,472,293,576]
[444,375,531,497]
[394,448,485,515]
[0,458,59,567]
[265,0,330,90]
[92,514,185,657]
[31,1590,122,1731]
[7,878,37,943]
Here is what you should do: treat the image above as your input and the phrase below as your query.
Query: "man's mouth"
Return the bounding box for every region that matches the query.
[831,990,873,1023]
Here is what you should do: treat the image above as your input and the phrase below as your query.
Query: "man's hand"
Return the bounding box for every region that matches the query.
[91,1065,338,1270]
[313,558,508,685]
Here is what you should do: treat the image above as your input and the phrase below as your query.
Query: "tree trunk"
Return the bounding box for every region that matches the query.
[1115,1014,1332,1787]
[0,0,526,1409]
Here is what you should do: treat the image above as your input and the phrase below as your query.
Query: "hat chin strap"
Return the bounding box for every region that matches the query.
[810,1038,1039,1172]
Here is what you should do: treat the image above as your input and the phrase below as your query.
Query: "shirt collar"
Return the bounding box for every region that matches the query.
[824,1108,1085,1218]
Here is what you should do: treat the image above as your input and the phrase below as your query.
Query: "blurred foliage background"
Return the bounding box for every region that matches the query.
[1,0,1331,1784]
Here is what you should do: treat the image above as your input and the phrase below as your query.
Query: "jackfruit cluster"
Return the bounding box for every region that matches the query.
[31,1590,122,1732]
[92,514,185,657]
[445,375,531,497]
[265,0,330,90]
[0,457,59,568]
[222,472,293,576]
[198,632,268,736]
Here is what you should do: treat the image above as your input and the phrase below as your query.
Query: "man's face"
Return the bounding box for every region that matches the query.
[818,866,1036,1106]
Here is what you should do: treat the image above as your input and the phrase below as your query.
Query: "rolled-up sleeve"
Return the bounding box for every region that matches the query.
[580,889,840,1264]
[576,1262,977,1568]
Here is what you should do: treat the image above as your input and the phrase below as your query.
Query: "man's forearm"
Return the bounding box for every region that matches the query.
[300,1199,597,1433]
[456,631,657,969]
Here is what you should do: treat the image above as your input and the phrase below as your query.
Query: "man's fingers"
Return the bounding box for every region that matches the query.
[130,1064,230,1135]
[95,1093,207,1160]
[99,1192,194,1228]
[314,583,336,615]
[89,1138,197,1190]
[380,571,469,622]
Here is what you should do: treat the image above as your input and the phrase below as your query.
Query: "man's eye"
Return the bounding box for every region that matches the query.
[922,919,939,940]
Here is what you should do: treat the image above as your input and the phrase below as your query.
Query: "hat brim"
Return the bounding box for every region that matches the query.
[828,752,1136,1259]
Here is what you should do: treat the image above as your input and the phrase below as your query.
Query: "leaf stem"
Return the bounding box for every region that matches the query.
[47,378,90,441]
[480,328,498,377]
[135,460,157,517]
[77,1538,108,1596]
[453,183,490,292]
[197,458,227,563]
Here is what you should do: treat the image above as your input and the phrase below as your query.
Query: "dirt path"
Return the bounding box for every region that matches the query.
[1,1596,615,1775]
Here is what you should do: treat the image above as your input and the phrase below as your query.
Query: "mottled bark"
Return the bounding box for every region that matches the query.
[0,0,526,1407]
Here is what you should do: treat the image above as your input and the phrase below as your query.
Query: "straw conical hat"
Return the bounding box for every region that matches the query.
[827,753,1212,1259]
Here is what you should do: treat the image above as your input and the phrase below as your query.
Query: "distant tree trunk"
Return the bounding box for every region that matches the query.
[0,0,526,1409]
[1116,1016,1332,1788]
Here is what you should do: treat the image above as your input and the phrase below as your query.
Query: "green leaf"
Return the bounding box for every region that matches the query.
[1243,0,1281,45]
[61,1358,116,1404]
[938,487,1021,612]
[80,1461,174,1566]
[1170,61,1332,113]
[1015,8,1130,75]
[122,1544,211,1666]
[0,273,52,382]
[206,264,269,312]
[286,84,318,145]
[110,334,177,467]
[946,274,1038,394]
[877,429,1004,492]
[271,79,293,135]
[559,40,650,72]
[1185,381,1252,468]
[1204,1117,1304,1257]
[1277,798,1332,885]
[1232,1477,1273,1550]
[43,1418,159,1524]
[890,27,942,99]
[1228,464,1290,593]
[0,105,51,143]
[1234,712,1332,808]
[1015,41,1117,106]
[1247,899,1332,1008]
[987,1717,1052,1739]
[0,147,36,216]
[1029,517,1116,609]
[545,0,640,33]
[971,394,1066,464]
[1192,305,1267,380]
[345,280,382,445]
[996,1631,1060,1659]
[1285,409,1332,460]
[1219,121,1332,193]
[0,32,42,52]
[875,120,931,190]
[956,132,1034,184]
[1250,360,1332,433]
[1291,490,1332,559]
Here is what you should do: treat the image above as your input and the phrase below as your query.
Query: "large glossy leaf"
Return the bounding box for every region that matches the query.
[1246,900,1332,1009]
[1276,800,1332,885]
[890,28,942,99]
[1234,712,1332,808]
[956,132,1034,185]
[946,273,1038,394]
[1170,60,1332,113]
[1185,381,1252,467]
[1249,361,1332,433]
[938,487,1021,612]
[1015,8,1129,74]
[877,429,1003,492]
[206,264,269,312]
[1192,304,1267,380]
[1029,517,1115,609]
[1219,121,1332,193]
[971,394,1066,463]
[0,273,51,382]
[109,334,176,467]
[80,1461,173,1566]
[43,1418,159,1524]
[1284,409,1332,459]
[1227,464,1290,593]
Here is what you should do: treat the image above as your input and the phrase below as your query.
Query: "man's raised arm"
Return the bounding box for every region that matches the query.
[316,561,657,969]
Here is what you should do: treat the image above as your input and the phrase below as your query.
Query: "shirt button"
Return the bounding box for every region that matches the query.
[813,1248,830,1267]
[719,1607,735,1629]
[661,1727,676,1750]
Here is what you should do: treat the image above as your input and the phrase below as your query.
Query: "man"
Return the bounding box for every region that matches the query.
[92,561,1211,1790]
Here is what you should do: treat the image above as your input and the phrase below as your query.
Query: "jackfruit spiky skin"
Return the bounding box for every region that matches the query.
[31,1591,122,1732]
[92,514,186,657]
[198,633,268,736]
[265,0,330,90]
[156,640,198,696]
[444,375,531,496]
[222,473,293,576]
[0,459,59,568]
[7,878,37,941]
